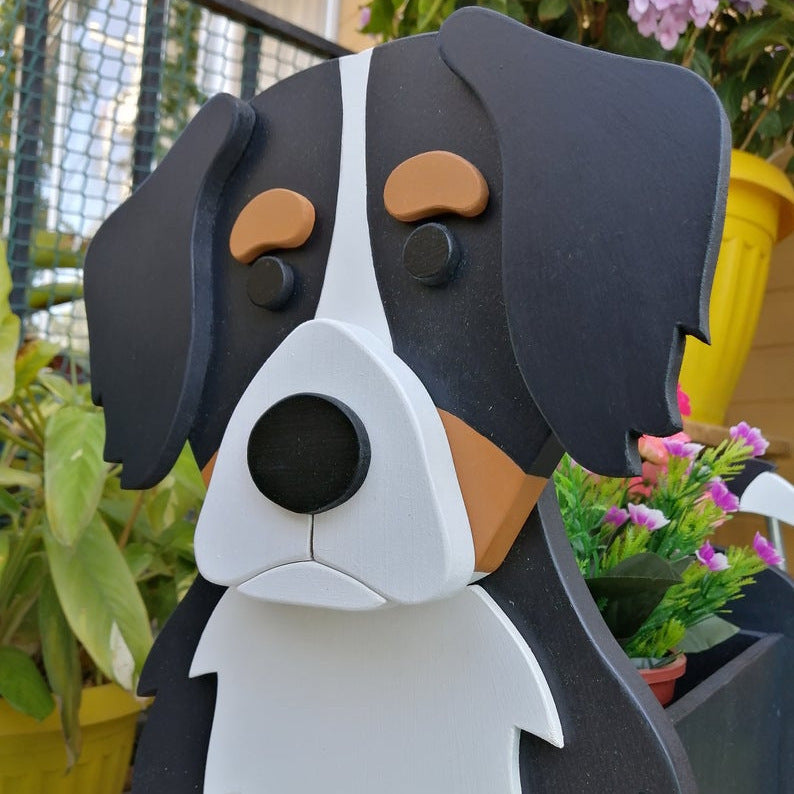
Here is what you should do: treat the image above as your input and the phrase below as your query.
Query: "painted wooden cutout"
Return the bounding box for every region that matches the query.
[84,7,729,793]
[229,188,315,263]
[190,585,561,793]
[383,150,489,222]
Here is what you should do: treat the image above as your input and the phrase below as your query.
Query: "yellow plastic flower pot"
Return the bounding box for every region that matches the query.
[680,150,794,425]
[0,684,142,794]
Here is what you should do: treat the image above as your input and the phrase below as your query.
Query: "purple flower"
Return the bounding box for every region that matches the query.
[662,438,705,460]
[753,531,783,566]
[358,6,371,29]
[628,503,670,532]
[705,478,740,513]
[603,506,630,528]
[696,540,730,572]
[628,0,720,49]
[729,422,769,457]
[731,0,766,12]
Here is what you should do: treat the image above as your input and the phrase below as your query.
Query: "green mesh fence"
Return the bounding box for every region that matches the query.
[0,0,344,351]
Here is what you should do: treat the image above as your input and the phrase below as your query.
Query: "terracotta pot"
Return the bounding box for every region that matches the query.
[637,654,687,707]
[679,150,794,425]
[0,683,142,793]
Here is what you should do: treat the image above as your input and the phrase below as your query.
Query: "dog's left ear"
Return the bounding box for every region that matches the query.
[85,94,255,488]
[439,9,730,476]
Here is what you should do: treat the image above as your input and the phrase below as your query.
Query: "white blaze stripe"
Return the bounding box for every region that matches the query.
[315,49,393,349]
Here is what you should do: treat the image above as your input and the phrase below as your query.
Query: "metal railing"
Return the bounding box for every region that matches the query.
[0,0,348,349]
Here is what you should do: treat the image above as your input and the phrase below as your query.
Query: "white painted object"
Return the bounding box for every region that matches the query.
[239,561,386,609]
[315,49,392,348]
[740,471,794,526]
[190,585,563,794]
[194,318,475,609]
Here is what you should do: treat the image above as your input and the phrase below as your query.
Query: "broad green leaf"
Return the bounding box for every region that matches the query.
[44,407,107,546]
[727,18,790,60]
[538,0,569,21]
[0,466,41,489]
[689,48,712,83]
[39,576,82,767]
[37,371,76,403]
[587,553,682,641]
[0,313,20,402]
[44,516,152,688]
[14,339,60,394]
[0,645,55,720]
[678,615,739,653]
[716,75,747,124]
[123,542,155,579]
[758,110,784,138]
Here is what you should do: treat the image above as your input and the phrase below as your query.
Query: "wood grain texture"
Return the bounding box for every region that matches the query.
[229,188,315,263]
[383,150,489,222]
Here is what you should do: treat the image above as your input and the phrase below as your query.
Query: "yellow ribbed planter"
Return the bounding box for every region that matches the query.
[680,150,794,424]
[0,684,142,794]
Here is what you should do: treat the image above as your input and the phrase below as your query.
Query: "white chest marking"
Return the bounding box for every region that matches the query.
[190,585,562,793]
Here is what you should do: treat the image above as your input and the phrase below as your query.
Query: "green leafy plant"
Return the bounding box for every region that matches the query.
[552,387,780,663]
[361,0,794,168]
[0,254,204,765]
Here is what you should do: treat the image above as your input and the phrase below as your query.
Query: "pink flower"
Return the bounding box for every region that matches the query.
[753,531,782,566]
[705,478,739,513]
[628,503,670,531]
[358,6,371,29]
[729,422,769,457]
[677,384,691,418]
[638,435,669,465]
[696,540,730,571]
[603,506,630,528]
[663,437,704,460]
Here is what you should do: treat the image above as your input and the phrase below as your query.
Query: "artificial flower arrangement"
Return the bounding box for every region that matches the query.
[552,387,781,667]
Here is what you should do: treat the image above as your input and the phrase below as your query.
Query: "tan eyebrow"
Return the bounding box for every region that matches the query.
[229,188,315,264]
[383,151,489,223]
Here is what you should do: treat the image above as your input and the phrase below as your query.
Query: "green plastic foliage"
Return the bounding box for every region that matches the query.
[44,516,153,690]
[0,645,55,721]
[586,553,682,643]
[678,614,739,654]
[44,406,107,546]
[39,576,82,767]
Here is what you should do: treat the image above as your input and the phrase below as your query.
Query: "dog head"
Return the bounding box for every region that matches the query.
[85,8,729,610]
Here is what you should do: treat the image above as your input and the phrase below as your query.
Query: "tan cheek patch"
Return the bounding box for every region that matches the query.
[230,188,315,264]
[201,452,218,489]
[438,409,547,573]
[383,151,489,223]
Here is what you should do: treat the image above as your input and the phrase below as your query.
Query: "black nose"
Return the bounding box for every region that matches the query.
[247,394,370,515]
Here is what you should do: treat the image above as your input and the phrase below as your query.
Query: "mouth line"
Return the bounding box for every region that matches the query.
[237,558,391,604]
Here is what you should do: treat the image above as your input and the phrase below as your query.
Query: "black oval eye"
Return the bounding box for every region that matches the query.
[246,256,295,310]
[402,223,461,286]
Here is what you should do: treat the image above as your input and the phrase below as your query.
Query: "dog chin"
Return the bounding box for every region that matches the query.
[236,561,388,610]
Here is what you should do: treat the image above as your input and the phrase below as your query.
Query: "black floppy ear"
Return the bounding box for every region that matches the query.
[85,94,255,488]
[439,8,730,476]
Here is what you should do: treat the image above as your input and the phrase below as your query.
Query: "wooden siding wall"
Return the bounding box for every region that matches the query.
[720,232,794,564]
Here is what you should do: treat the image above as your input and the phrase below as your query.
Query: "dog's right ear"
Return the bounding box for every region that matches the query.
[85,94,255,489]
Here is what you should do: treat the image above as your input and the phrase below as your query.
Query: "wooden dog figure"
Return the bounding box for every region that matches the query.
[85,8,729,793]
